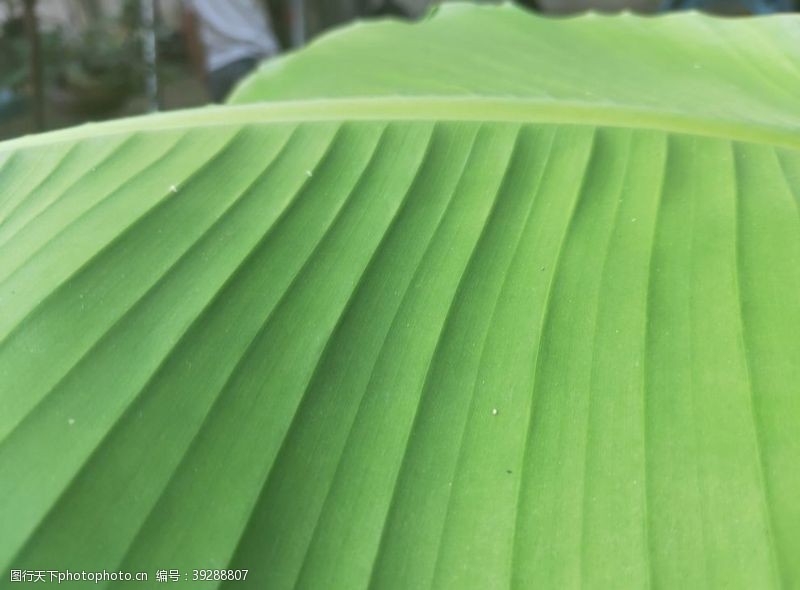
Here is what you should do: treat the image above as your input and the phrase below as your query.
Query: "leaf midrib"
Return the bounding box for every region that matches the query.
[3,96,799,152]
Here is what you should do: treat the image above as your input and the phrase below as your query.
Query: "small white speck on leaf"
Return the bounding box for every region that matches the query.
[169,184,178,194]
[631,217,637,222]
[492,408,499,416]
[67,418,75,426]
[305,170,313,177]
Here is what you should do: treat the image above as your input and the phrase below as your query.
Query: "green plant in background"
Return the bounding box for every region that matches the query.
[0,0,144,120]
[0,1,61,121]
[54,27,138,115]
[0,10,29,92]
[51,0,145,116]
[1,3,799,588]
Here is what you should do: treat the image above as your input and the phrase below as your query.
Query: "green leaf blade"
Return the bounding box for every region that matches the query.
[1,5,800,589]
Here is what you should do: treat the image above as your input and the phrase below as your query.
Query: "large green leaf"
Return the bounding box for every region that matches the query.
[2,4,799,588]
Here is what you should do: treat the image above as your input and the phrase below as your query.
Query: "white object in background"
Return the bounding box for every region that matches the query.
[184,0,279,72]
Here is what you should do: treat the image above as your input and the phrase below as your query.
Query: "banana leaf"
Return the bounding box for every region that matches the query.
[1,3,799,588]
